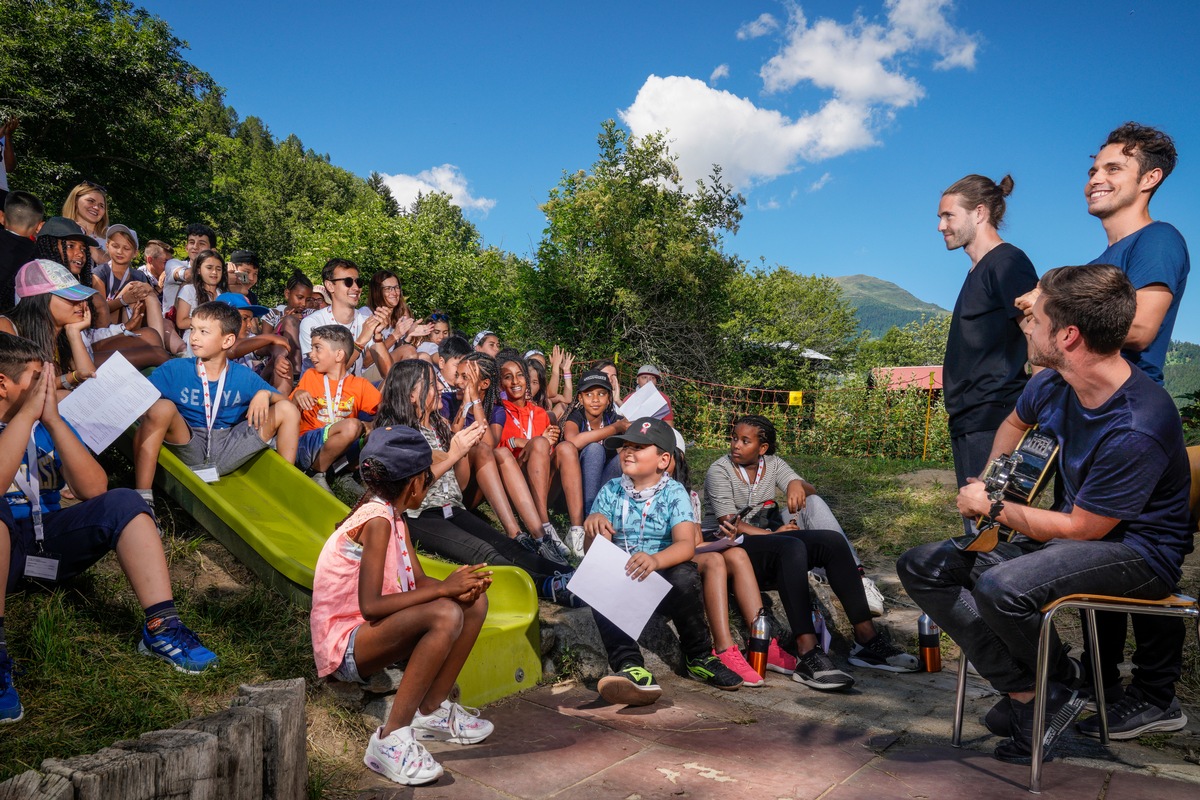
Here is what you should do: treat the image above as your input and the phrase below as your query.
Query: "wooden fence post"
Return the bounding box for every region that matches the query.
[232,679,306,800]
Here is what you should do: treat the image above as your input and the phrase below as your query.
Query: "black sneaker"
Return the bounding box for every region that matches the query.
[598,663,662,706]
[983,696,1012,737]
[792,647,854,691]
[1081,682,1126,713]
[538,573,586,608]
[1077,692,1187,740]
[994,682,1086,765]
[685,653,743,691]
[848,635,920,673]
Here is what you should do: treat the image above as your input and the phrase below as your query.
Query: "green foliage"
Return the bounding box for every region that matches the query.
[718,266,862,388]
[366,171,400,217]
[834,274,950,338]
[856,313,952,372]
[529,121,745,376]
[0,0,217,235]
[1165,340,1200,410]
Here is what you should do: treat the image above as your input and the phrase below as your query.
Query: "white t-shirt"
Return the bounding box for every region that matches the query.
[159,258,191,312]
[299,306,372,374]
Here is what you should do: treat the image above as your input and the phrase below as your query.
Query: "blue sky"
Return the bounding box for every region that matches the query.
[150,0,1200,343]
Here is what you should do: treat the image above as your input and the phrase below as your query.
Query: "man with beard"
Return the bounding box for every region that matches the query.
[897,264,1192,765]
[937,175,1038,510]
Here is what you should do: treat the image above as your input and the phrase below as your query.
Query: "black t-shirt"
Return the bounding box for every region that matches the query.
[0,229,37,311]
[944,242,1039,437]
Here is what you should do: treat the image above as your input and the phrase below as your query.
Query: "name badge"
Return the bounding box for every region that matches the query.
[442,504,454,519]
[192,465,220,483]
[25,555,60,581]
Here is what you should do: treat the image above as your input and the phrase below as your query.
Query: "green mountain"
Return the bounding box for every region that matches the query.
[1165,340,1200,409]
[833,274,950,338]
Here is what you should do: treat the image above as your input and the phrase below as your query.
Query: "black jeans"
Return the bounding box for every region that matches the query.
[592,560,711,672]
[898,537,1172,694]
[739,528,869,638]
[1094,611,1186,708]
[406,507,565,584]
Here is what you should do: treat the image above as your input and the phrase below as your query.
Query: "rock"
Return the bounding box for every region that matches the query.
[364,668,403,694]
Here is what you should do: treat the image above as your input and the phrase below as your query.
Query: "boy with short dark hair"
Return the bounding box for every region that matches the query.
[0,333,217,723]
[583,417,742,705]
[290,325,380,492]
[133,301,300,501]
[225,249,260,301]
[1,191,43,310]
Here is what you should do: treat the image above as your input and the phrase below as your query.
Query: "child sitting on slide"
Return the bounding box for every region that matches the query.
[0,334,216,725]
[218,293,293,394]
[290,325,380,494]
[583,417,743,706]
[133,301,300,503]
[310,425,493,786]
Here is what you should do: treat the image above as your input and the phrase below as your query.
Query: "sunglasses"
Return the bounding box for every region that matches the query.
[430,312,450,322]
[82,179,108,195]
[330,277,363,288]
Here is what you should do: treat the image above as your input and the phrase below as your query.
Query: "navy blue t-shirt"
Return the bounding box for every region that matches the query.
[1090,221,1189,385]
[1015,367,1193,586]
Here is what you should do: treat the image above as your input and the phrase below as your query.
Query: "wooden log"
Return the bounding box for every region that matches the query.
[176,707,265,800]
[0,771,73,800]
[43,747,159,800]
[112,729,218,800]
[232,679,306,800]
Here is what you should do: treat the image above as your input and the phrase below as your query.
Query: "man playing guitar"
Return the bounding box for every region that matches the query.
[898,264,1192,764]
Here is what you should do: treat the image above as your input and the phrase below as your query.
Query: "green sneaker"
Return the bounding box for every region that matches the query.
[685,653,743,691]
[598,663,662,706]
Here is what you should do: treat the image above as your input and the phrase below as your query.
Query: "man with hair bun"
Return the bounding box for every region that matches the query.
[937,174,1039,504]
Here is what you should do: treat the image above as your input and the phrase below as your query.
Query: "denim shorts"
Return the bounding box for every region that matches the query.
[332,624,365,684]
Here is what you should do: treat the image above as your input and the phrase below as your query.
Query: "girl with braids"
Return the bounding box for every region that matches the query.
[702,415,918,692]
[310,424,494,786]
[491,353,582,565]
[174,249,227,332]
[444,352,544,553]
[377,360,581,606]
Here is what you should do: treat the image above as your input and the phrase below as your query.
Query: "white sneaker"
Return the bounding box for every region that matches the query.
[862,576,885,617]
[310,471,333,494]
[412,699,495,744]
[566,525,586,557]
[363,725,443,785]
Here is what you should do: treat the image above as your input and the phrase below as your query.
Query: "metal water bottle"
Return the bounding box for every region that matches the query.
[918,613,942,673]
[747,608,770,678]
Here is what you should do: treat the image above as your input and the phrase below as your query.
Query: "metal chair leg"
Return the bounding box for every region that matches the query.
[952,650,968,747]
[1083,609,1109,745]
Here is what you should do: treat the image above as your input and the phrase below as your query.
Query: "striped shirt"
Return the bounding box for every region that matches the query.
[700,454,803,533]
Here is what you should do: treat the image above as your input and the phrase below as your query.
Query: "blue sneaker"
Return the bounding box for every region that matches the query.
[138,618,219,674]
[0,656,23,724]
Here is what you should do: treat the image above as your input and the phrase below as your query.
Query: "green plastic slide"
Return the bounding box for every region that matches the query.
[149,445,541,706]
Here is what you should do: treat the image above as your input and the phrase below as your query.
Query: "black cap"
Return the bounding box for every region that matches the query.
[359,425,432,482]
[576,369,612,394]
[39,216,99,246]
[229,249,259,268]
[604,417,676,453]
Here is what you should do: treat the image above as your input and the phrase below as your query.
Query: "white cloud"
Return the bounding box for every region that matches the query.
[756,197,781,211]
[709,63,730,84]
[808,172,832,192]
[379,165,496,215]
[620,1,977,191]
[737,12,780,40]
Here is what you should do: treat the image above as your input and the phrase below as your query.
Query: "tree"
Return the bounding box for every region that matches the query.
[0,0,217,235]
[855,314,951,372]
[367,171,400,217]
[718,267,862,388]
[529,121,745,375]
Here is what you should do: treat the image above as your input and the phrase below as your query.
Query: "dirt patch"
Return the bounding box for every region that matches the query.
[893,468,956,490]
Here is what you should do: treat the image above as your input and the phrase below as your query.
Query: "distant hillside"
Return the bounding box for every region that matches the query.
[1165,340,1200,409]
[834,274,950,338]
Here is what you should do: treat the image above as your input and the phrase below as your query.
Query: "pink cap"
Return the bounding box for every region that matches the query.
[14,259,98,303]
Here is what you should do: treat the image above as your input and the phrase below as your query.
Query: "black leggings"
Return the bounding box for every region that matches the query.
[406,506,565,584]
[740,528,869,638]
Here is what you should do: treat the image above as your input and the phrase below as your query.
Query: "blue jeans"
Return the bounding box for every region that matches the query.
[580,442,621,516]
[897,537,1171,694]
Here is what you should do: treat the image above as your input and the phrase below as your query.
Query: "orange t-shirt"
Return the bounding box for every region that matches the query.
[291,369,381,435]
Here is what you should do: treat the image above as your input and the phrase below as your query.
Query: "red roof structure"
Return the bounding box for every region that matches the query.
[871,365,943,390]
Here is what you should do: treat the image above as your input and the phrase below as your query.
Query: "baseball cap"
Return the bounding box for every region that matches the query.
[523,349,545,360]
[604,417,676,453]
[637,364,662,378]
[39,216,99,246]
[311,284,331,303]
[359,425,433,482]
[105,223,138,250]
[673,429,686,454]
[472,330,495,348]
[215,292,269,317]
[15,259,98,303]
[576,369,612,394]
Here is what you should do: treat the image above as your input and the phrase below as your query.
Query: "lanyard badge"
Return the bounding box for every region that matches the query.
[193,360,228,483]
[14,425,60,580]
[322,374,347,426]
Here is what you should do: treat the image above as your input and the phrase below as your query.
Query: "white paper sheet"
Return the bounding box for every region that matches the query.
[695,534,744,554]
[616,380,668,421]
[566,534,671,639]
[59,352,161,453]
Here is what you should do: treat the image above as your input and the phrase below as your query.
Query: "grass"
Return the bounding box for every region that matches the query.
[2,447,1197,787]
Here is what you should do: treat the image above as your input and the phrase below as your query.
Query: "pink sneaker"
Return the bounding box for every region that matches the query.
[767,638,797,675]
[714,647,764,687]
